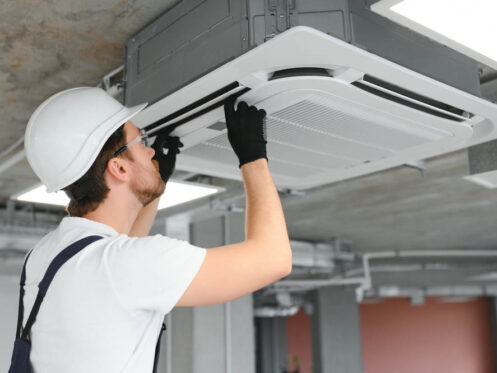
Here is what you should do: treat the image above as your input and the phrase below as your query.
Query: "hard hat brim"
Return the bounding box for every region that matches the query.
[44,101,147,193]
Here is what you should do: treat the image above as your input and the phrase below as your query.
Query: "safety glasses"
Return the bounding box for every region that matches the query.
[113,129,149,157]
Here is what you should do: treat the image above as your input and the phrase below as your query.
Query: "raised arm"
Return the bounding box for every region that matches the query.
[176,99,292,307]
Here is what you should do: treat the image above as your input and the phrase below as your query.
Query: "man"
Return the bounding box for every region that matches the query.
[16,87,292,372]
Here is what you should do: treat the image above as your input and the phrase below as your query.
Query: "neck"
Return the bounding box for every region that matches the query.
[82,190,142,235]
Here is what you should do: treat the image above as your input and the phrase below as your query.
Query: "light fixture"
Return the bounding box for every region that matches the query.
[464,171,497,189]
[371,0,497,70]
[15,184,70,206]
[13,181,224,210]
[157,180,223,210]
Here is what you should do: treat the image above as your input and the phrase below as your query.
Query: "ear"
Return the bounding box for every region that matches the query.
[105,157,130,184]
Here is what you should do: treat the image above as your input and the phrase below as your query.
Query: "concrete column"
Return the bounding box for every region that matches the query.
[311,286,364,373]
[158,212,255,373]
[255,317,288,373]
[487,297,497,365]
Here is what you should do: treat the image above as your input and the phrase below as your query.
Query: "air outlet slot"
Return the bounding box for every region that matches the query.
[144,82,250,135]
[269,68,333,81]
[353,75,473,122]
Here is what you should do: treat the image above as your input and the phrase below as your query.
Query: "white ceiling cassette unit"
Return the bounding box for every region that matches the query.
[132,26,497,190]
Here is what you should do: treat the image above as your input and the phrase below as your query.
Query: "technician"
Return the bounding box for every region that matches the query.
[15,87,292,372]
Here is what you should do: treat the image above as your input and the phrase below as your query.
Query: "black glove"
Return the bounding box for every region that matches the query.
[224,97,267,168]
[151,133,183,183]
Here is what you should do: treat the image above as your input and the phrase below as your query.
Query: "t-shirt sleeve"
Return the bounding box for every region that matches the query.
[103,234,206,313]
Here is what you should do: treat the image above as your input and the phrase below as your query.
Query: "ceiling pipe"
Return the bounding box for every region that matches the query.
[271,249,497,301]
[273,277,366,289]
[0,150,26,176]
[254,306,300,318]
[345,263,428,277]
[369,284,497,300]
[362,250,497,291]
[0,136,24,160]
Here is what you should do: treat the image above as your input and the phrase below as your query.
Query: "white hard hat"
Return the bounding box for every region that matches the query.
[25,87,147,192]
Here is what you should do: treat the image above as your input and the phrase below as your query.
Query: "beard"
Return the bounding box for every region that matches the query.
[130,161,165,207]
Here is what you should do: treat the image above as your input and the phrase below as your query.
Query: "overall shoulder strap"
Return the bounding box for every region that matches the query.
[15,250,33,339]
[20,235,103,341]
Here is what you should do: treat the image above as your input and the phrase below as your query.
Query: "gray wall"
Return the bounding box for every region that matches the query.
[311,286,364,373]
[158,212,255,373]
[162,295,254,373]
[256,317,288,373]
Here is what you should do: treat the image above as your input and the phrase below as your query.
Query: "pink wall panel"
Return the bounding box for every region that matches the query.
[360,297,495,373]
[285,297,495,373]
[286,308,313,373]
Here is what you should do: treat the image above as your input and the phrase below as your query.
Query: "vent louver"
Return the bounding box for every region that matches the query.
[352,75,473,122]
[145,82,250,135]
[269,68,333,80]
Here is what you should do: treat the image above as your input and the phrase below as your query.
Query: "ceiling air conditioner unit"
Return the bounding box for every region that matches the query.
[126,3,497,190]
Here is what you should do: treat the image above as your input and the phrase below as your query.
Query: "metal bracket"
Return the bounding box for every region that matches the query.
[279,188,306,196]
[404,160,426,176]
[99,65,124,92]
[265,0,297,40]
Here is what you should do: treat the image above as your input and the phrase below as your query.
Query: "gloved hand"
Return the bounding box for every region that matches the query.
[224,97,267,168]
[151,133,183,184]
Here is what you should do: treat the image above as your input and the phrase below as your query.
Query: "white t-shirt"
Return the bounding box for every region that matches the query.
[22,217,206,373]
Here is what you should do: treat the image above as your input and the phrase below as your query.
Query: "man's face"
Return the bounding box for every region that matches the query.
[123,121,165,206]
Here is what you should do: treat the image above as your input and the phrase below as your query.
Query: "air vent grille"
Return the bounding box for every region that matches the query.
[183,138,324,178]
[182,97,443,180]
[273,99,431,151]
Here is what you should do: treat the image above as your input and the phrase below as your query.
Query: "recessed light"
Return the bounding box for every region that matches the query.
[372,0,497,70]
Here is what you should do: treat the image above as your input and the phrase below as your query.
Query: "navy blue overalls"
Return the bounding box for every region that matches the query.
[9,236,166,373]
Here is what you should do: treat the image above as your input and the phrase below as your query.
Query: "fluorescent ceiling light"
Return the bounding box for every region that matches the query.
[469,272,497,281]
[371,0,497,70]
[14,181,224,210]
[16,185,70,206]
[464,170,497,189]
[157,180,223,210]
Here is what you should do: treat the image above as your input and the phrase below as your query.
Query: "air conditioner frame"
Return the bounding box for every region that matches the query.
[129,26,497,189]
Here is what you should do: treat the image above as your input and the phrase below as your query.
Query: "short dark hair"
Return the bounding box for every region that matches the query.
[65,125,130,217]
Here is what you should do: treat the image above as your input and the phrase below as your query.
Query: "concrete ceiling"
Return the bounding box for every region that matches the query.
[283,150,497,253]
[0,0,180,196]
[2,0,497,265]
